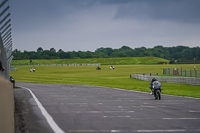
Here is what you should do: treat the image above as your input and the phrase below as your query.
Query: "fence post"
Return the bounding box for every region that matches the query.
[190,70,192,77]
[195,70,197,77]
[177,68,179,76]
[181,67,182,76]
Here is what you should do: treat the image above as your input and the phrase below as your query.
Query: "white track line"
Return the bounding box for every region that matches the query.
[67,129,200,132]
[136,129,187,132]
[21,87,65,133]
[163,118,200,120]
[110,87,200,99]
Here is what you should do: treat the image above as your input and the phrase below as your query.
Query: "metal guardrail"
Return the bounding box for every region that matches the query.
[130,74,200,86]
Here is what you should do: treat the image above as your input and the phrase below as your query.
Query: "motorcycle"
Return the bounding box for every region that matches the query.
[150,81,162,100]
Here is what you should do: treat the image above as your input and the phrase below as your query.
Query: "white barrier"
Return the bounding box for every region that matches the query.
[12,63,101,66]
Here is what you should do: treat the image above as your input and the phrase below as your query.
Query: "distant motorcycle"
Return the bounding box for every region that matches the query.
[96,66,101,70]
[110,66,114,70]
[150,81,162,100]
[30,68,35,72]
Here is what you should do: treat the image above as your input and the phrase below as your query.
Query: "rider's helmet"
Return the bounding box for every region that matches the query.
[152,78,157,82]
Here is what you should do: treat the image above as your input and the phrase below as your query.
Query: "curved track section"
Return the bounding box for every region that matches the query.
[15,82,200,133]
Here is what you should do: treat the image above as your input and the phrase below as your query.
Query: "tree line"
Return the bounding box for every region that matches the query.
[12,45,200,63]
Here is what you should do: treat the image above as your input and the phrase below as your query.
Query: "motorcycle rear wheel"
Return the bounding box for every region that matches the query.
[154,90,161,100]
[157,90,161,100]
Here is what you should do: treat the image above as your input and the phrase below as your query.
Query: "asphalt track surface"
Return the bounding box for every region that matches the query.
[15,82,200,133]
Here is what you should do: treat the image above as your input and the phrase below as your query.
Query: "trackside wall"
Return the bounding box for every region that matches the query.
[0,75,14,133]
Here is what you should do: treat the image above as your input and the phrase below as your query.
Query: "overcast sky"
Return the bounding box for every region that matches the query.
[9,0,200,52]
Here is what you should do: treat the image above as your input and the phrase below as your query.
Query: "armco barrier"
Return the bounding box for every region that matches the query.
[130,74,200,86]
[0,75,14,133]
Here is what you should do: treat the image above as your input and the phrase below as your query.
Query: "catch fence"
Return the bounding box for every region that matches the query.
[130,74,200,86]
[163,68,200,78]
[0,0,13,79]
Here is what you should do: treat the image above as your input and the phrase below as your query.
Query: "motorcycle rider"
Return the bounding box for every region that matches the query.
[149,78,158,94]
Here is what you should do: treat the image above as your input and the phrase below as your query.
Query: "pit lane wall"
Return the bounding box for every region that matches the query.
[130,74,200,86]
[0,75,14,133]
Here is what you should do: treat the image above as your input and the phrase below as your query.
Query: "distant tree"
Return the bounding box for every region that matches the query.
[182,48,193,60]
[57,49,70,59]
[50,48,56,52]
[84,51,96,58]
[37,47,43,53]
[192,47,200,59]
[40,49,58,59]
[49,48,58,58]
[133,47,147,57]
[12,49,23,60]
[29,51,40,59]
[22,50,30,59]
[68,51,78,59]
[110,46,134,57]
[12,46,200,64]
[95,47,113,57]
[151,45,170,59]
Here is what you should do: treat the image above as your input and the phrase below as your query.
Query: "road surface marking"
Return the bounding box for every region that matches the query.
[57,111,134,114]
[137,129,187,132]
[103,116,131,118]
[163,118,200,120]
[111,87,200,99]
[140,105,156,108]
[22,87,65,133]
[68,130,121,132]
[189,110,200,112]
[68,129,200,132]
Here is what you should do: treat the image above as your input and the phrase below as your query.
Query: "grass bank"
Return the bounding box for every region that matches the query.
[11,57,169,65]
[10,64,200,98]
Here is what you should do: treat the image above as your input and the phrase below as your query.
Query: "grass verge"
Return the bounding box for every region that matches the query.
[10,64,200,98]
[11,57,169,65]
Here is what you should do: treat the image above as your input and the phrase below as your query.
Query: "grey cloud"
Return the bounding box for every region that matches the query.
[114,0,200,23]
[9,0,200,52]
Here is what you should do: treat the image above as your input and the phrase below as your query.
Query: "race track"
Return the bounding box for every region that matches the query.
[15,82,200,133]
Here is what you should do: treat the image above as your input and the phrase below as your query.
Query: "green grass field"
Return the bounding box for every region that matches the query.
[10,64,200,98]
[11,57,169,65]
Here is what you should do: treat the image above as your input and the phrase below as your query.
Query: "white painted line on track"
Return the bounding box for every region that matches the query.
[136,129,187,132]
[163,118,200,120]
[67,129,200,132]
[140,105,156,108]
[21,87,65,133]
[110,87,200,99]
[189,110,200,112]
[111,130,121,132]
[103,116,131,118]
